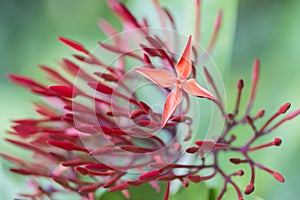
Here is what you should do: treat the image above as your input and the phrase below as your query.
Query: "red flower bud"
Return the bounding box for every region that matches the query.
[244,184,255,195]
[139,170,161,180]
[272,172,285,183]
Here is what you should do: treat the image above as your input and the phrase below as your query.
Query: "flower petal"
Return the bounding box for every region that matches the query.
[175,35,192,79]
[161,86,182,127]
[182,79,214,99]
[134,68,176,87]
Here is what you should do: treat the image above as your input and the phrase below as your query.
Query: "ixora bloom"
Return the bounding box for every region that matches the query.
[135,35,215,127]
[2,0,300,200]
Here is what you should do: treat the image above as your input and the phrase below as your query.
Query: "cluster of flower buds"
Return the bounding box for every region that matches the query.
[2,0,299,200]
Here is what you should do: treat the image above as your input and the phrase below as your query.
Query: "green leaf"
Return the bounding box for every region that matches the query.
[208,188,218,200]
[99,182,167,200]
[98,191,124,200]
[170,182,209,200]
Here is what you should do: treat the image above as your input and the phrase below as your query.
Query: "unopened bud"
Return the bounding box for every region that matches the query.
[244,184,255,195]
[273,138,282,146]
[279,103,291,114]
[272,172,285,183]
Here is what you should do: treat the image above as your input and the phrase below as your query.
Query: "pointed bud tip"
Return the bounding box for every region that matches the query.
[273,172,285,183]
[58,36,88,54]
[256,110,265,118]
[7,74,40,88]
[279,103,291,114]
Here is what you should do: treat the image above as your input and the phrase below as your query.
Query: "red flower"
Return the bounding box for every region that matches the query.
[135,36,214,127]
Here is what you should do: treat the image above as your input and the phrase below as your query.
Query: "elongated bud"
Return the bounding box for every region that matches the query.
[73,54,96,64]
[187,175,201,183]
[88,82,113,94]
[186,146,199,154]
[121,145,153,153]
[8,74,43,88]
[79,183,103,193]
[62,58,79,70]
[85,163,112,171]
[139,170,161,180]
[229,158,242,164]
[58,37,89,54]
[279,103,291,114]
[108,0,140,28]
[49,85,75,98]
[47,140,88,153]
[75,166,89,175]
[10,168,37,175]
[94,72,118,82]
[139,101,151,113]
[61,159,89,167]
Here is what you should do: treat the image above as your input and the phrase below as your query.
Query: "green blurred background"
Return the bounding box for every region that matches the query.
[0,0,299,199]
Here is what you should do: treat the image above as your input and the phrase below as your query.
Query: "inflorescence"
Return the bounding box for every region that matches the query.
[2,0,300,200]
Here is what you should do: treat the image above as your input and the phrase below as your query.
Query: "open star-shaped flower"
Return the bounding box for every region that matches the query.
[135,36,215,127]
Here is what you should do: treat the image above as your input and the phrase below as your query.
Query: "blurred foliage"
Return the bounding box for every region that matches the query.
[1,0,300,199]
[100,182,167,200]
[169,183,210,200]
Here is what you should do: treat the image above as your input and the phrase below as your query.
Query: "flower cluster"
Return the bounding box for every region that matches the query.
[2,0,300,200]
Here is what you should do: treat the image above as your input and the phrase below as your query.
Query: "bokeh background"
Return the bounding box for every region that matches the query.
[0,0,299,199]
